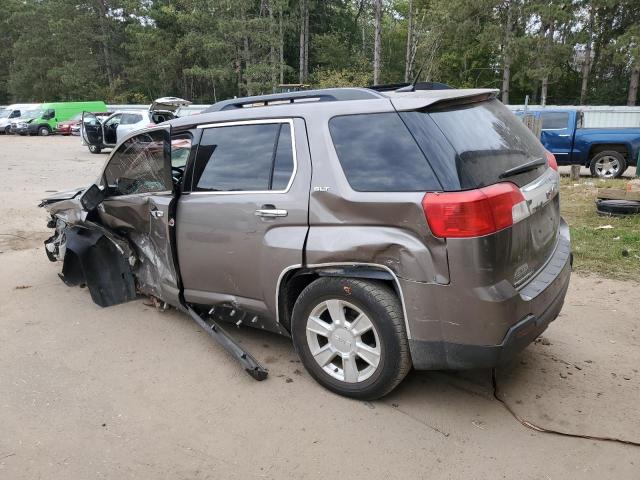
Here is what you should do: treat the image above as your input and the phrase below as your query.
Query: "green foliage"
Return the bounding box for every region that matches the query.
[0,0,639,105]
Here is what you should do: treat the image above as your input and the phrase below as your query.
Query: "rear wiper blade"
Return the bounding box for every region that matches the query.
[499,158,546,179]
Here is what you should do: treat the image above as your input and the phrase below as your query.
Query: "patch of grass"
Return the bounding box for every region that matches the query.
[560,176,640,282]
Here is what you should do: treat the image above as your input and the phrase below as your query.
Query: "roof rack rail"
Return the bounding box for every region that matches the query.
[369,81,454,92]
[203,87,384,113]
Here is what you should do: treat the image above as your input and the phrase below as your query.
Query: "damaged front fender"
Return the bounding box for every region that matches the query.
[53,225,137,307]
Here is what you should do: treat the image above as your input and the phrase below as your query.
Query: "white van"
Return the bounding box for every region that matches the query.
[0,104,40,134]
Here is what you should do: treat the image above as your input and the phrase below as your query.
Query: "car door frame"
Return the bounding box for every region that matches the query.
[176,117,311,327]
[81,111,104,148]
[96,125,182,305]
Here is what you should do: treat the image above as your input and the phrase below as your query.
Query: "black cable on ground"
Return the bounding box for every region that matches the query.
[491,368,640,447]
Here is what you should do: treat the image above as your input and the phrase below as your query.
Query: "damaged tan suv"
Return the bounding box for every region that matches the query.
[41,86,571,399]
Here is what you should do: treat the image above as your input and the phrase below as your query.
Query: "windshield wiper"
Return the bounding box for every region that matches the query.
[499,158,546,179]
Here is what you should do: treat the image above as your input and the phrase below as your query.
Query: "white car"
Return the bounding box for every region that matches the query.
[82,97,191,153]
[0,104,40,134]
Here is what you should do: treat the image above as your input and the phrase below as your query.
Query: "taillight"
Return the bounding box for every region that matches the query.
[422,183,528,238]
[546,150,558,171]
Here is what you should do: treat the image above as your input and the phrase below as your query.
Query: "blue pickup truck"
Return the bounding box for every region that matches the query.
[516,109,640,178]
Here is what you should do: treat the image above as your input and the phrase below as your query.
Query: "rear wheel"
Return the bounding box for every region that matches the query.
[88,145,102,154]
[590,151,627,178]
[291,277,411,399]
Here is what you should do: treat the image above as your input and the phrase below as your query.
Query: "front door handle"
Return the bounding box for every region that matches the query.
[255,208,288,218]
[150,209,164,218]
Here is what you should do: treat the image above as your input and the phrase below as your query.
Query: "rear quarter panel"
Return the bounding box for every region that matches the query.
[301,105,450,285]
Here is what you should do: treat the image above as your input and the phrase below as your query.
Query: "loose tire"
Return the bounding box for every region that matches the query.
[589,150,627,179]
[596,199,640,216]
[88,145,102,154]
[291,277,411,399]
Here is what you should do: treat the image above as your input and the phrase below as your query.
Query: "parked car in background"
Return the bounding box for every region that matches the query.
[41,87,570,399]
[55,113,83,136]
[10,108,43,135]
[515,108,640,178]
[82,97,191,153]
[17,101,107,136]
[0,104,40,134]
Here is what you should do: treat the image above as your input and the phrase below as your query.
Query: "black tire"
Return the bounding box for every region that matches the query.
[589,150,627,179]
[3,126,9,135]
[38,125,51,136]
[291,277,411,400]
[88,145,102,154]
[596,199,640,216]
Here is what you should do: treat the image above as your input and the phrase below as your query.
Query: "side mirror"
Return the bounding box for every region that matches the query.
[80,184,105,211]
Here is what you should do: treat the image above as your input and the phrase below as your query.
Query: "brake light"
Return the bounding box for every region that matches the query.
[546,150,558,171]
[422,183,528,238]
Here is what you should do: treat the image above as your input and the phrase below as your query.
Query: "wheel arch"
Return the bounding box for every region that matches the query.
[586,143,629,165]
[276,263,410,337]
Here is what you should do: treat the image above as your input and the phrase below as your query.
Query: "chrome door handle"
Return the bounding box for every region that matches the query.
[150,209,164,218]
[255,209,288,218]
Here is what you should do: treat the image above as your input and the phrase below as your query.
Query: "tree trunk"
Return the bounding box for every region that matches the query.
[279,5,284,85]
[541,75,548,107]
[501,0,513,104]
[373,0,382,84]
[304,2,309,82]
[95,0,114,90]
[268,1,276,90]
[580,6,594,105]
[299,0,309,83]
[404,0,413,82]
[628,61,640,106]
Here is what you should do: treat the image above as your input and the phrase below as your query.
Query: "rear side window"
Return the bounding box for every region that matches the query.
[540,112,569,130]
[193,122,295,192]
[121,113,143,125]
[329,113,441,192]
[404,99,548,189]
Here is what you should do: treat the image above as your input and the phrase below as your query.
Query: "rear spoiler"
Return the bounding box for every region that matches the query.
[385,88,499,112]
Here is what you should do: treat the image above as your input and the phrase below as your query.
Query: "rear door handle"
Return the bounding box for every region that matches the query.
[255,208,288,218]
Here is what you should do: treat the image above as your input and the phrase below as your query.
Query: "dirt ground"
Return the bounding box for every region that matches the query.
[1,136,639,479]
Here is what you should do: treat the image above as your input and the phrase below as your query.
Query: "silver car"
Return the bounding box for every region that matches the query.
[82,97,191,153]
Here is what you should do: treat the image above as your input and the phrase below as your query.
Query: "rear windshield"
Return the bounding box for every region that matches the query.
[406,99,547,189]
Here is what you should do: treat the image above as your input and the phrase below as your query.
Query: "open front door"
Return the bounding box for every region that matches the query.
[96,127,180,305]
[81,112,104,148]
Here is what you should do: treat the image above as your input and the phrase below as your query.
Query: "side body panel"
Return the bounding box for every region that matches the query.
[572,128,640,166]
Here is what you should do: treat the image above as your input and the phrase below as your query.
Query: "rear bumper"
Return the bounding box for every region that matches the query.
[407,219,572,370]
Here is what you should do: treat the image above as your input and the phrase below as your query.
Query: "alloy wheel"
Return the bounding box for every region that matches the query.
[305,299,381,383]
[594,155,620,178]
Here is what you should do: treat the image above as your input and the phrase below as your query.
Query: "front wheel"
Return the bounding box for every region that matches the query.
[590,151,627,178]
[38,126,51,136]
[291,277,411,400]
[88,145,102,154]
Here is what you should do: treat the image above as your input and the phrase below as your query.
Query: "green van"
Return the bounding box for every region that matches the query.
[17,101,107,136]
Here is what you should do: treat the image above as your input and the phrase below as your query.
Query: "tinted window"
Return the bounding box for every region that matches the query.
[271,124,295,190]
[329,113,441,192]
[103,130,170,196]
[194,122,294,192]
[414,99,548,189]
[540,112,569,130]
